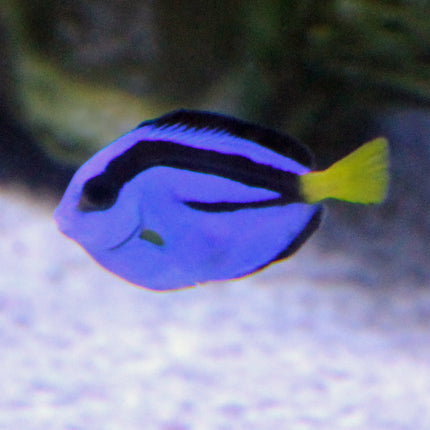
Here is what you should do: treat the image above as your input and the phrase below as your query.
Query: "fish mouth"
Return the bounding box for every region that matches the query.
[108,224,141,251]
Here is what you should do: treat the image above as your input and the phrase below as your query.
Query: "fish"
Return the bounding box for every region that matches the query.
[54,109,389,291]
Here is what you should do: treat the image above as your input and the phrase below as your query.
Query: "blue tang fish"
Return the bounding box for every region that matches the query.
[54,110,389,291]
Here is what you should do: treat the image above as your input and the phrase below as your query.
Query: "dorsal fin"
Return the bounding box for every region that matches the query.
[137,109,314,168]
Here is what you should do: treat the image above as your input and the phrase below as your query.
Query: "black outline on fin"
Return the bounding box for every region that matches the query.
[235,205,324,278]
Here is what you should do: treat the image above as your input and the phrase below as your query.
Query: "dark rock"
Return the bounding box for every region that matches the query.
[18,0,242,101]
[0,108,76,194]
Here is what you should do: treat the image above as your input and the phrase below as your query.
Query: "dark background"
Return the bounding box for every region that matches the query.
[1,0,429,285]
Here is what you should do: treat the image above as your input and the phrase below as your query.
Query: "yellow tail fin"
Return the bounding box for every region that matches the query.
[300,138,389,204]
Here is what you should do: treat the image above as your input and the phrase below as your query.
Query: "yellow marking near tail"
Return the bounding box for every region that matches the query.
[300,138,389,204]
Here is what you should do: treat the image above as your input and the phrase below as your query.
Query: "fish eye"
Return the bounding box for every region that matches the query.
[78,175,118,212]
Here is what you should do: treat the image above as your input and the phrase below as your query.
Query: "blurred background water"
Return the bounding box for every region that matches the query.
[0,1,430,429]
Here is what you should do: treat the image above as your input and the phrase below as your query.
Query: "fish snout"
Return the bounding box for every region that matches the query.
[53,207,70,235]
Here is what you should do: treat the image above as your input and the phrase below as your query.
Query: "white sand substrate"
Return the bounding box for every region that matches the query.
[0,187,429,430]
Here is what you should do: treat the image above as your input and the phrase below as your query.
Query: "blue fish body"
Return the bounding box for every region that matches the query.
[54,110,323,290]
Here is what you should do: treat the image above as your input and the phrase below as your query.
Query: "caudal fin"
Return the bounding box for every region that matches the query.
[300,138,389,204]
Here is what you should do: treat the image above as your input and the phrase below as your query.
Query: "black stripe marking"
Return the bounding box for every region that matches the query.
[79,140,302,213]
[184,196,290,213]
[137,110,314,168]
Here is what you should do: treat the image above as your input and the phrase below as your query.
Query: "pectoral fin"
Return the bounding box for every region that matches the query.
[139,229,165,246]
